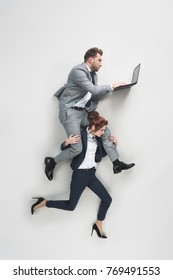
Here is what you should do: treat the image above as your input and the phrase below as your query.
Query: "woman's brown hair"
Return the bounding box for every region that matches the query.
[88,111,108,132]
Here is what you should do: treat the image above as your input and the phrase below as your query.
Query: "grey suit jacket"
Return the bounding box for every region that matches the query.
[54,63,112,112]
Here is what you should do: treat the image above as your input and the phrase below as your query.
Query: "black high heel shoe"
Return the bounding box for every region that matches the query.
[31,197,44,215]
[91,223,107,239]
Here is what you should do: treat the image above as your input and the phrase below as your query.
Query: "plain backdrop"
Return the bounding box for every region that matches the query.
[0,0,173,260]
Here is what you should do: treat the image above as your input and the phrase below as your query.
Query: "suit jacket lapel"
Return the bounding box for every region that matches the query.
[82,63,93,83]
[81,129,88,152]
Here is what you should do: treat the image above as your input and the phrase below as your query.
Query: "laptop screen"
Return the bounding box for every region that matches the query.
[132,64,141,84]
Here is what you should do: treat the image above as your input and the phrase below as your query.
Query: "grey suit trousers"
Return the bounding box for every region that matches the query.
[54,108,119,164]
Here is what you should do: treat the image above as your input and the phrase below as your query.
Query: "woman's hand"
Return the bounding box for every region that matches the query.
[65,134,81,146]
[108,135,117,144]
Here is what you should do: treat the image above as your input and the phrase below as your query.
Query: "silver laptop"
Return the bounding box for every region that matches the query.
[114,63,141,91]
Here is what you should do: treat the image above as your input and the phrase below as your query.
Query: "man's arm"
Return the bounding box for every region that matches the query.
[69,66,112,98]
[69,65,126,98]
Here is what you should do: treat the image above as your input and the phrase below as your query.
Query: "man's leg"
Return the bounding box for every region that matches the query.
[101,127,135,174]
[54,110,85,163]
[44,109,87,180]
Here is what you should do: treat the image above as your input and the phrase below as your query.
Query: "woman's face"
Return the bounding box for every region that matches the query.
[92,125,106,137]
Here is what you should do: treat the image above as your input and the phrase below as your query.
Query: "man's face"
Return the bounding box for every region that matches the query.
[90,53,102,71]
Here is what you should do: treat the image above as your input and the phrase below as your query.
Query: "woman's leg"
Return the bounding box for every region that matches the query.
[46,170,89,211]
[88,174,112,234]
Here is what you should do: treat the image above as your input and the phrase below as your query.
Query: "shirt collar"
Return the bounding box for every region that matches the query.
[84,63,92,72]
[86,127,96,140]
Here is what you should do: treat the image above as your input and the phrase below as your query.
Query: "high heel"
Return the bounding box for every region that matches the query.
[31,197,44,215]
[91,223,107,239]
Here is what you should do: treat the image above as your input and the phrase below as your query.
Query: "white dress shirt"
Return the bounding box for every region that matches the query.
[78,128,97,169]
[74,91,92,108]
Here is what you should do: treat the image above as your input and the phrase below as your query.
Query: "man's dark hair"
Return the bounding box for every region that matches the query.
[84,47,103,62]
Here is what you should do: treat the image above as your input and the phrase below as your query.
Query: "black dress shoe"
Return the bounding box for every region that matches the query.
[113,161,135,174]
[44,157,56,181]
[113,166,122,174]
[120,161,135,170]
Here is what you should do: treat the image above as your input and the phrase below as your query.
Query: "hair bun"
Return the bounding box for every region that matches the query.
[88,111,99,120]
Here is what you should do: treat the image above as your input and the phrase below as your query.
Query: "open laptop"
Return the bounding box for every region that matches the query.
[114,63,141,91]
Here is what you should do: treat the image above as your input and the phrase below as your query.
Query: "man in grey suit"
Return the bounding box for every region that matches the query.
[45,47,135,180]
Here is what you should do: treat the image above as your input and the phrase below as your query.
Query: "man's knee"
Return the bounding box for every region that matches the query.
[101,126,111,139]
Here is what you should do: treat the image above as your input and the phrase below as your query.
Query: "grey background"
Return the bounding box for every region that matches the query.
[0,0,173,259]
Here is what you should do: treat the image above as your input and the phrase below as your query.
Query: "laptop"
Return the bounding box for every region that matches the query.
[114,63,141,91]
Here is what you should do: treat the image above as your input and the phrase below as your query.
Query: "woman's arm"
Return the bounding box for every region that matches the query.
[61,134,81,150]
[108,135,117,145]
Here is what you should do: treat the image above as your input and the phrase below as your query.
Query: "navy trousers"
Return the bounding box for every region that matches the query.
[46,167,112,221]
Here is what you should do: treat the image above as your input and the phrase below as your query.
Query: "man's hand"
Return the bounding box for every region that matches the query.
[112,81,127,90]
